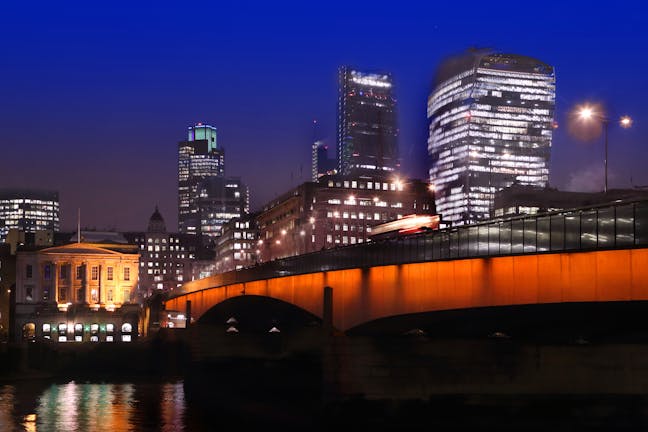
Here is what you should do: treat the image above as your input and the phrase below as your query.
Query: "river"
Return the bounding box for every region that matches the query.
[2,378,648,431]
[0,380,195,432]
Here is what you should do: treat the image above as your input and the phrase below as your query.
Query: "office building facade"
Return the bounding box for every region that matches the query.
[0,189,60,242]
[256,176,435,261]
[493,184,648,218]
[214,215,259,273]
[123,207,197,299]
[428,51,555,225]
[337,67,399,177]
[196,176,249,243]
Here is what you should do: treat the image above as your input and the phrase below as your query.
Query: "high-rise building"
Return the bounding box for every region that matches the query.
[337,66,399,177]
[178,123,225,236]
[427,50,555,225]
[0,189,60,242]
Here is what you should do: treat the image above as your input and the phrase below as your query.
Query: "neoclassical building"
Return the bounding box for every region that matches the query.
[14,242,140,343]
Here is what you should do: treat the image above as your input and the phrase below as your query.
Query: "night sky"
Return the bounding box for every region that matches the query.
[1,1,647,232]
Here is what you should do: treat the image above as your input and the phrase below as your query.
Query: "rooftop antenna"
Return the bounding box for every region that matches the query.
[77,208,81,243]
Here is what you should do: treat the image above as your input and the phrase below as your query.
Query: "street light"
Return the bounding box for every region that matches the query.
[576,104,633,193]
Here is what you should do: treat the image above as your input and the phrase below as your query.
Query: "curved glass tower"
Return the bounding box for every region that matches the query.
[427,51,555,225]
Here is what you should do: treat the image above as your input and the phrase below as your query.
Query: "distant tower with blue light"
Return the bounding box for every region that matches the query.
[178,123,225,237]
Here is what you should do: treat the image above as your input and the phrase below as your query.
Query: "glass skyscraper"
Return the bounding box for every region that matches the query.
[178,123,225,236]
[427,51,555,225]
[337,66,399,178]
[0,189,60,242]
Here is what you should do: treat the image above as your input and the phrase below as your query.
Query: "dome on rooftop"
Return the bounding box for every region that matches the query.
[147,206,167,233]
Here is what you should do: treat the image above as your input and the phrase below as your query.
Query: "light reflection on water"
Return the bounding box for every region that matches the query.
[0,381,186,432]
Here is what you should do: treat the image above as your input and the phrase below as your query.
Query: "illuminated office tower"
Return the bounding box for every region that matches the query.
[0,189,60,242]
[428,51,555,225]
[337,66,399,177]
[178,123,225,236]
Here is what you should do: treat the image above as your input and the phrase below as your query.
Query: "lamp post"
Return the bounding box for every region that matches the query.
[577,105,632,194]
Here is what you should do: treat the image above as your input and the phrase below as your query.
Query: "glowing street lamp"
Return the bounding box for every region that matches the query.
[620,116,633,128]
[576,104,632,193]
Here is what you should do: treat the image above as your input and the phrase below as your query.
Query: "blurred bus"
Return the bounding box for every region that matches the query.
[369,214,442,241]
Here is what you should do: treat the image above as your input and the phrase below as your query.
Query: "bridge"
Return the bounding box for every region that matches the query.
[165,199,648,334]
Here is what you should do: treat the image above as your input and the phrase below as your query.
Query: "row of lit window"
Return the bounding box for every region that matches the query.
[326,235,366,245]
[326,180,405,191]
[23,322,133,343]
[144,261,185,268]
[476,67,554,81]
[0,199,58,206]
[325,211,397,221]
[26,264,131,282]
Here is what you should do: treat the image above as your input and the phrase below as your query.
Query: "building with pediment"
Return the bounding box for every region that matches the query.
[13,242,141,343]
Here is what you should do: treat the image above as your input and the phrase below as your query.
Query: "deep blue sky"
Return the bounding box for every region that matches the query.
[1,1,647,231]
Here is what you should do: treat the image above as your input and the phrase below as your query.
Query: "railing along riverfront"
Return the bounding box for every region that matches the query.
[172,198,648,297]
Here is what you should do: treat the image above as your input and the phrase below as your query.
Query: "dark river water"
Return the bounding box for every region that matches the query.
[3,378,648,431]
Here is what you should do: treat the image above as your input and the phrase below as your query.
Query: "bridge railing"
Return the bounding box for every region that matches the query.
[173,199,648,296]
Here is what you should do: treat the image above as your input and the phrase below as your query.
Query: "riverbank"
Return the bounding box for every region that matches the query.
[0,334,189,381]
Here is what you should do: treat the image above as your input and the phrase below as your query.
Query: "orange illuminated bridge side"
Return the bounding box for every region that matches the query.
[165,248,648,333]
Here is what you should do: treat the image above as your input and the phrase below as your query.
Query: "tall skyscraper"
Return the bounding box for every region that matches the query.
[0,189,60,242]
[337,66,399,178]
[427,50,555,225]
[178,123,225,236]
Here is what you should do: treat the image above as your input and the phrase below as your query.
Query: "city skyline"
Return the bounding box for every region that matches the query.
[1,1,646,231]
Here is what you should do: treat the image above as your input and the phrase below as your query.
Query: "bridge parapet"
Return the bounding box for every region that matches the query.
[173,199,648,299]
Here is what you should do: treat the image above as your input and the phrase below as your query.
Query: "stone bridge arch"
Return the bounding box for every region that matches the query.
[197,295,323,333]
